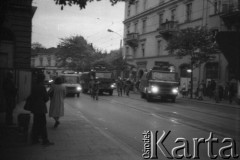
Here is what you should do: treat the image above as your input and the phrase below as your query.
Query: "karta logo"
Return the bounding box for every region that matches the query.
[142,130,239,159]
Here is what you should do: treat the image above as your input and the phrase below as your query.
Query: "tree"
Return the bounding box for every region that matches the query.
[56,35,94,71]
[53,0,136,10]
[166,27,218,98]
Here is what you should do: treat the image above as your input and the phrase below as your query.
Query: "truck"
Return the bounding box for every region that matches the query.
[139,65,179,102]
[80,67,115,95]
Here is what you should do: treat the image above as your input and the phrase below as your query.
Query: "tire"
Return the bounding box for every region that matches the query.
[77,93,80,97]
[146,94,152,102]
[109,90,113,96]
[172,97,176,103]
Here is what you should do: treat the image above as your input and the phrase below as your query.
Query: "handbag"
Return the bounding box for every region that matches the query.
[24,96,32,111]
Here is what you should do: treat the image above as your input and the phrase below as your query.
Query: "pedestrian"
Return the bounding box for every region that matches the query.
[198,81,204,100]
[48,77,66,128]
[125,79,131,96]
[2,71,18,125]
[181,83,187,98]
[229,78,237,104]
[116,77,123,96]
[214,85,220,103]
[91,78,99,100]
[30,73,54,146]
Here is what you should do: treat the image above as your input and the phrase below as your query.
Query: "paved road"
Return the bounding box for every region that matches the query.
[2,91,239,160]
[64,91,240,159]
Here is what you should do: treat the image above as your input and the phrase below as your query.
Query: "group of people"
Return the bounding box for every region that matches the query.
[181,78,238,104]
[2,72,65,146]
[28,73,66,146]
[116,77,132,96]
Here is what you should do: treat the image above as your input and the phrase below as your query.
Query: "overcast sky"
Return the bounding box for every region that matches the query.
[32,0,125,52]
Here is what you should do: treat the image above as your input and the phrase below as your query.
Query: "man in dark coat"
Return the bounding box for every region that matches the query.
[2,71,17,125]
[30,73,54,146]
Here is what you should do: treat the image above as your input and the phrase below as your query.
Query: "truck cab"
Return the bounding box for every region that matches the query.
[139,65,179,102]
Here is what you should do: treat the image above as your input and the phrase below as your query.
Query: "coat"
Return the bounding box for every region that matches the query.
[30,83,49,114]
[49,84,66,117]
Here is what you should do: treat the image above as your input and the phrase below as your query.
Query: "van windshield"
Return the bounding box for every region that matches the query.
[152,72,177,81]
[62,76,78,83]
[96,72,112,79]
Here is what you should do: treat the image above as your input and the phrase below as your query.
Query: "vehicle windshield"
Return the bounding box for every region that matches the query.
[62,76,79,83]
[96,72,112,79]
[152,72,177,81]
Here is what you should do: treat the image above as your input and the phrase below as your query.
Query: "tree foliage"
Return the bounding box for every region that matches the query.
[53,0,136,10]
[55,35,94,71]
[166,27,218,68]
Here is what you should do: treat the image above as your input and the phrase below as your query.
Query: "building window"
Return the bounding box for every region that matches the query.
[127,25,130,34]
[127,3,131,17]
[206,62,219,79]
[135,0,139,14]
[141,44,145,57]
[143,0,147,10]
[171,9,176,21]
[159,13,163,29]
[126,47,129,57]
[157,40,161,56]
[214,0,221,14]
[186,3,192,22]
[134,22,138,33]
[142,19,146,34]
[47,56,51,66]
[133,48,137,58]
[39,56,43,66]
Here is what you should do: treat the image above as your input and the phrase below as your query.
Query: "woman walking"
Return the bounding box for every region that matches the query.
[48,77,66,128]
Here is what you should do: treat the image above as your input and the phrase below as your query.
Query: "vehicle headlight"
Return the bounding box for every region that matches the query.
[111,83,116,88]
[151,86,159,93]
[172,87,178,94]
[77,86,82,91]
[49,79,53,83]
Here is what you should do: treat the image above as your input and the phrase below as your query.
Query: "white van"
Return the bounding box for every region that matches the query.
[59,73,82,97]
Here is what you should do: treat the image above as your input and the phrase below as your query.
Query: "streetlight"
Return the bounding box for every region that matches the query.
[107,29,124,78]
[107,29,123,57]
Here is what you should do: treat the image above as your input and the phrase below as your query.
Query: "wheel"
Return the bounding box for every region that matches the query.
[146,94,152,102]
[141,92,145,99]
[172,97,176,103]
[77,93,80,97]
[109,90,113,96]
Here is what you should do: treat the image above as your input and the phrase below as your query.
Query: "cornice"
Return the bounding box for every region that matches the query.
[123,0,179,24]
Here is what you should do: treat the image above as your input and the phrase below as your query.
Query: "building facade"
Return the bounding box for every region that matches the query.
[123,0,239,90]
[0,0,36,105]
[31,52,64,80]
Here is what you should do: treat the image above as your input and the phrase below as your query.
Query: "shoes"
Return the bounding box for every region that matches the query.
[42,141,54,146]
[54,121,60,128]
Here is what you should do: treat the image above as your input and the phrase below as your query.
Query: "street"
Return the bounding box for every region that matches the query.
[63,91,240,159]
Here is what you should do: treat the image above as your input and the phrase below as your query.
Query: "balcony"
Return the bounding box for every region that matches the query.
[220,0,240,22]
[158,20,178,39]
[125,33,139,48]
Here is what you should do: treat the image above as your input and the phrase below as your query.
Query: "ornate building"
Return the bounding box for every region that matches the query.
[123,0,239,90]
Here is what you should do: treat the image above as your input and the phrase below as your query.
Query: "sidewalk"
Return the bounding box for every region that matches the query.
[0,101,141,160]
